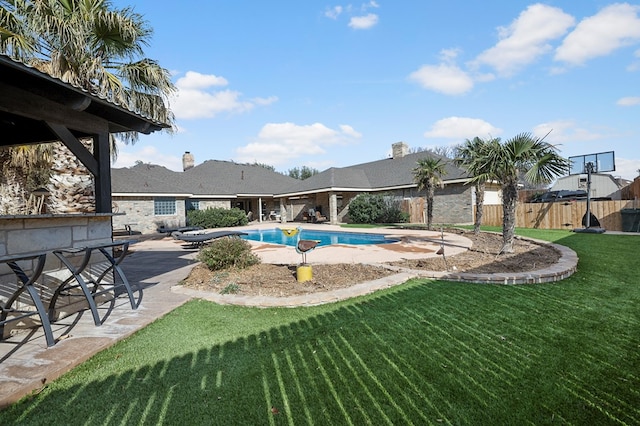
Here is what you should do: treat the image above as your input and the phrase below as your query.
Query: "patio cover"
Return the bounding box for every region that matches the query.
[0,54,169,213]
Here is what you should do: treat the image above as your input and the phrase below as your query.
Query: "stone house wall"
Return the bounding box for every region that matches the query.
[112,196,233,234]
[337,183,474,225]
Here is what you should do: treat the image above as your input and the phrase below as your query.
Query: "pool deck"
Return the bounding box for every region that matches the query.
[0,223,578,408]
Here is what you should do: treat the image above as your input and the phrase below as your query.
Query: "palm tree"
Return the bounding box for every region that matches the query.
[453,137,495,234]
[476,133,568,253]
[1,0,175,127]
[413,156,448,229]
[1,0,175,212]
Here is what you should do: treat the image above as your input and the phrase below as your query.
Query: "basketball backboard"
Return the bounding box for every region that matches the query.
[568,151,615,175]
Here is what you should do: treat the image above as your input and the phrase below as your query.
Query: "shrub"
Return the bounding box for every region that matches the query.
[197,237,260,271]
[379,196,409,223]
[187,207,248,228]
[348,193,408,224]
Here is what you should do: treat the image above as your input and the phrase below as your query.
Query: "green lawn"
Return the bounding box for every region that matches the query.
[2,229,639,425]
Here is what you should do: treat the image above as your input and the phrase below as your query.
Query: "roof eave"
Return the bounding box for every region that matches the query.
[275,178,472,197]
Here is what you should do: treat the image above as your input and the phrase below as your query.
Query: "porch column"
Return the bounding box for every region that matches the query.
[329,192,338,224]
[258,197,263,222]
[94,132,112,213]
[279,198,287,223]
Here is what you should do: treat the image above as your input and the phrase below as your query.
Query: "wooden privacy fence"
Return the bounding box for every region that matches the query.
[482,200,640,231]
[401,198,426,224]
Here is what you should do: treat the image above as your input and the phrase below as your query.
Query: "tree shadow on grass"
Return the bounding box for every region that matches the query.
[1,232,639,424]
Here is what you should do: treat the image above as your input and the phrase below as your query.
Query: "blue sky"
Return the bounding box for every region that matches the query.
[111,1,640,181]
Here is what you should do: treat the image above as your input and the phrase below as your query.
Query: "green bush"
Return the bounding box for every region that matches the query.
[197,237,260,271]
[187,207,248,228]
[348,193,408,224]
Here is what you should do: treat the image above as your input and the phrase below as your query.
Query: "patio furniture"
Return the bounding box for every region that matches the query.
[0,252,56,347]
[315,211,328,223]
[51,240,139,326]
[157,225,203,234]
[174,230,248,248]
[124,223,137,235]
[269,211,281,221]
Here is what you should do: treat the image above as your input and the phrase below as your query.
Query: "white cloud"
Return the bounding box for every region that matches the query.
[175,71,228,89]
[364,1,379,9]
[424,117,502,140]
[349,13,379,29]
[555,3,640,66]
[408,63,474,95]
[532,120,607,143]
[339,124,362,138]
[627,49,640,71]
[474,4,575,76]
[613,157,640,181]
[251,96,279,106]
[112,143,183,171]
[325,6,343,19]
[617,96,640,106]
[171,89,250,119]
[327,2,380,29]
[235,122,361,166]
[170,71,277,119]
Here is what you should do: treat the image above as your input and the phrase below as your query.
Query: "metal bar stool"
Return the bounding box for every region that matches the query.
[0,252,56,347]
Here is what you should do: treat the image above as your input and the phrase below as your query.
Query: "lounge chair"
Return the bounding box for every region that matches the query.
[315,211,328,223]
[157,225,203,234]
[269,211,281,221]
[174,230,248,247]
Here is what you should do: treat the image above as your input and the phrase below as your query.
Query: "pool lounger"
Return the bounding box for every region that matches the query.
[174,230,248,247]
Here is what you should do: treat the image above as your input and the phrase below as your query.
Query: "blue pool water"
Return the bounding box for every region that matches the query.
[241,228,397,247]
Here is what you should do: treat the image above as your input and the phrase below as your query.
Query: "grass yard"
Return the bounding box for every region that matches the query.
[1,229,639,425]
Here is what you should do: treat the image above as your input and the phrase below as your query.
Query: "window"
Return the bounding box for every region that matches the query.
[186,199,200,211]
[154,197,176,215]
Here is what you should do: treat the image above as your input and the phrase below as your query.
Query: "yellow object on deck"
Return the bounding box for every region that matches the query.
[296,265,313,283]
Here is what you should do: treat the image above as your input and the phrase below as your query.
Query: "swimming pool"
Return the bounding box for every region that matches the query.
[241,228,398,247]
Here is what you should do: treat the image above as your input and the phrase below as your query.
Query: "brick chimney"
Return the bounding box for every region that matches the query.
[392,142,408,159]
[182,151,194,171]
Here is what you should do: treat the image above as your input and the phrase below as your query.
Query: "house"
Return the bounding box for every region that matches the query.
[112,142,490,233]
[275,142,479,225]
[111,155,299,233]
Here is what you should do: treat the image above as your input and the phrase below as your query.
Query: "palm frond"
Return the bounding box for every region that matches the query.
[1,0,174,127]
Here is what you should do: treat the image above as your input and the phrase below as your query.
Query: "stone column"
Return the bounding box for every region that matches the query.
[329,192,338,224]
[279,198,287,223]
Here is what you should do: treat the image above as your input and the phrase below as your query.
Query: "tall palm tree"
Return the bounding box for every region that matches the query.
[413,156,447,230]
[476,133,568,253]
[454,136,497,234]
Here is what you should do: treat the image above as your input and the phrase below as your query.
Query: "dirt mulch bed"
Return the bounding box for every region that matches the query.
[391,230,561,274]
[180,230,561,297]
